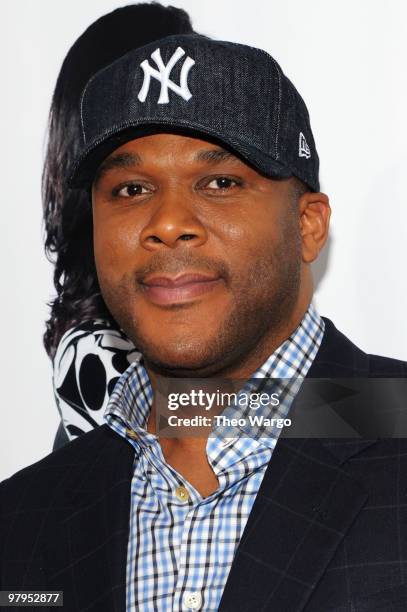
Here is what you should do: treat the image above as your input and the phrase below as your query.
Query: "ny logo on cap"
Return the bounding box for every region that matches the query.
[138,46,195,104]
[299,132,311,159]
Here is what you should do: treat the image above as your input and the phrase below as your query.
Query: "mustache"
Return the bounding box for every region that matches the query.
[134,251,230,284]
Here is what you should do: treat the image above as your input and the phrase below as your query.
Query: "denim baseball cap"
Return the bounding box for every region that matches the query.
[69,34,319,191]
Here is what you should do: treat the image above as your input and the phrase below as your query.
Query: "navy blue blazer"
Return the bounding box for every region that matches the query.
[1,318,407,611]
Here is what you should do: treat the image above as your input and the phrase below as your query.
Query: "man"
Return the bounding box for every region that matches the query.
[1,33,407,612]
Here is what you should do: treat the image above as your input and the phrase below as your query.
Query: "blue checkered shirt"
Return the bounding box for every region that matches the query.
[105,304,324,611]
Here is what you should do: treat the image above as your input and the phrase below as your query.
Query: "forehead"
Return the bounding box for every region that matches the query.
[94,132,254,182]
[105,133,241,161]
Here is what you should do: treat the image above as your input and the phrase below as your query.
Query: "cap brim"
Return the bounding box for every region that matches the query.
[68,120,293,189]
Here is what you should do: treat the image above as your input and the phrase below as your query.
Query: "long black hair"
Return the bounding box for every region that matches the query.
[42,3,194,359]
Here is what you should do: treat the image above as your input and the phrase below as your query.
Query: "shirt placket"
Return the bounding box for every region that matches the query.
[173,486,222,612]
[143,439,210,611]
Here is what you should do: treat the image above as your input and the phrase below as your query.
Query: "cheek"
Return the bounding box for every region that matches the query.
[93,215,140,281]
[210,205,268,249]
[215,212,280,266]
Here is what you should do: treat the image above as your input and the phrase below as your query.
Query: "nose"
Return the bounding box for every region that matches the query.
[139,187,208,250]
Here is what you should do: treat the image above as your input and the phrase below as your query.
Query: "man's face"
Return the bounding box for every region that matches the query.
[92,133,302,376]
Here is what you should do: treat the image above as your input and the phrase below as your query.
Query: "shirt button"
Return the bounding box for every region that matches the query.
[175,486,190,502]
[221,437,236,448]
[126,428,138,440]
[183,591,202,610]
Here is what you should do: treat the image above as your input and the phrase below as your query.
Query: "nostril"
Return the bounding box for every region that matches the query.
[180,234,195,241]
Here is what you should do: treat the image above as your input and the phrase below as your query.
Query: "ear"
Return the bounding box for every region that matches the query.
[299,192,331,263]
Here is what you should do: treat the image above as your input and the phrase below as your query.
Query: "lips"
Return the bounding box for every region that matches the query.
[140,272,224,305]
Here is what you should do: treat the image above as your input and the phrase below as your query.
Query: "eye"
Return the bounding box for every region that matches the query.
[204,176,241,191]
[113,183,151,198]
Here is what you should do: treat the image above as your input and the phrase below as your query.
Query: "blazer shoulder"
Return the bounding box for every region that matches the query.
[0,425,123,515]
[312,317,407,377]
[367,352,407,376]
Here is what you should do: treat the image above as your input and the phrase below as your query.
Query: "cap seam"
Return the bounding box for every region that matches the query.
[270,57,282,160]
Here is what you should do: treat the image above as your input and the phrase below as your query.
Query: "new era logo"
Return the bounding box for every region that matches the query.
[138,46,195,104]
[299,132,311,159]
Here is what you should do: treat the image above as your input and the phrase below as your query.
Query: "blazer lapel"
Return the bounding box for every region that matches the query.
[42,426,134,611]
[219,437,369,612]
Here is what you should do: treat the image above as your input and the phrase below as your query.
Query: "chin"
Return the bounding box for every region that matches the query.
[138,337,220,376]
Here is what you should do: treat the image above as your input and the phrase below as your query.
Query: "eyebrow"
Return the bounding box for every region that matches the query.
[194,149,237,164]
[94,152,142,185]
